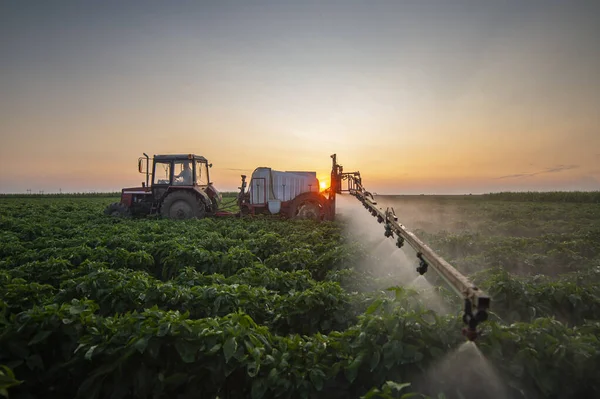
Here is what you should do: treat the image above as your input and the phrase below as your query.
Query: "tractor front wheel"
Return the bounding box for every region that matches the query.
[160,191,206,220]
[104,203,131,218]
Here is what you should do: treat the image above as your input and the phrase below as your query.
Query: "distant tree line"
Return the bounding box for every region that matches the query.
[0,192,121,199]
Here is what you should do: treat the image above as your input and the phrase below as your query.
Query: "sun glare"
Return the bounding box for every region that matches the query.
[319,181,328,191]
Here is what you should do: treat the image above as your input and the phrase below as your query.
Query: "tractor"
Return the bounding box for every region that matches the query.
[105,153,222,219]
[106,153,337,221]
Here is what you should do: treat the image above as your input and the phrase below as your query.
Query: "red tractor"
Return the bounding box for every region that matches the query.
[105,153,222,219]
[107,153,345,221]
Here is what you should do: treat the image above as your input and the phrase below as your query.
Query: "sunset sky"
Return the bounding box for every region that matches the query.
[1,0,599,194]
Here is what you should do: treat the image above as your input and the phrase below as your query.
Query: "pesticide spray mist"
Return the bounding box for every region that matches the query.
[336,195,507,398]
[417,341,509,398]
[335,194,450,313]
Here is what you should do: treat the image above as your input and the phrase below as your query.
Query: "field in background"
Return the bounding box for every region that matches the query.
[374,194,600,322]
[0,194,599,398]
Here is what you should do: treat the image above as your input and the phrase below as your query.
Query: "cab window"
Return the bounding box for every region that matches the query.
[154,162,171,185]
[196,162,209,186]
[173,161,193,185]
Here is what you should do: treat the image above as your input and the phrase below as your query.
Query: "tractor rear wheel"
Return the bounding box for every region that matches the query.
[160,191,206,220]
[290,198,324,221]
[297,202,321,220]
[104,203,131,218]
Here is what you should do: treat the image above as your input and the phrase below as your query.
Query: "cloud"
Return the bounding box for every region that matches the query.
[543,165,579,174]
[496,173,530,179]
[496,164,579,180]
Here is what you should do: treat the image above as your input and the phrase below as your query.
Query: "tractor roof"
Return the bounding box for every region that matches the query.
[154,154,208,162]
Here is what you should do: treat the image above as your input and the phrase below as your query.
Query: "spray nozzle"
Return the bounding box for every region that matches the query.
[416,252,428,275]
[384,223,394,237]
[396,236,405,248]
[461,298,489,341]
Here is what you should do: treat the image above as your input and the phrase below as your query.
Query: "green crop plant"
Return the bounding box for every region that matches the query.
[0,196,599,398]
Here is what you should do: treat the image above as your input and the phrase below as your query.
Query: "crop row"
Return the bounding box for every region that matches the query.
[2,295,598,399]
[3,196,600,399]
[415,229,600,276]
[473,266,600,325]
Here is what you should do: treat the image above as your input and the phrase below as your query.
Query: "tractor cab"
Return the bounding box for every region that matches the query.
[105,153,222,219]
[150,154,211,188]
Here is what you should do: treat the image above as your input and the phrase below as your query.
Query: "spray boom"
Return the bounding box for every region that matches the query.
[330,154,490,341]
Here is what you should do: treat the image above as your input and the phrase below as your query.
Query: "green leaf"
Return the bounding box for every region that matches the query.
[28,330,52,346]
[175,341,196,363]
[69,304,86,315]
[0,365,23,393]
[360,387,382,399]
[345,354,364,383]
[85,345,98,361]
[223,337,237,363]
[157,323,171,337]
[309,369,325,391]
[0,366,16,379]
[251,378,268,399]
[365,299,383,315]
[267,367,278,384]
[247,361,260,378]
[0,376,17,385]
[133,336,150,354]
[384,381,411,392]
[400,393,421,398]
[163,373,189,387]
[370,350,381,372]
[207,343,222,354]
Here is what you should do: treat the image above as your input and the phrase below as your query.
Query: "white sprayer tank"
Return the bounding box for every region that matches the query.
[249,167,319,213]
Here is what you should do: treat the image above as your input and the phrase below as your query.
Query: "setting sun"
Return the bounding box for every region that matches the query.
[319,181,328,191]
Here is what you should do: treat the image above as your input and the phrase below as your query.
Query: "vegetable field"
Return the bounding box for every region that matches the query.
[1,194,599,398]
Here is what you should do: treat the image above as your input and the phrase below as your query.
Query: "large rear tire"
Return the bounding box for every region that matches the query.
[289,195,325,221]
[160,191,206,220]
[104,203,131,218]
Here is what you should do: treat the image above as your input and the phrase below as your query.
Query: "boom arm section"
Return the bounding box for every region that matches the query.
[330,154,490,341]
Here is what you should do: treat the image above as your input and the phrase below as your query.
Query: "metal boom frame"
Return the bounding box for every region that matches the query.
[330,154,490,340]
